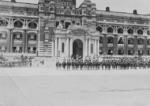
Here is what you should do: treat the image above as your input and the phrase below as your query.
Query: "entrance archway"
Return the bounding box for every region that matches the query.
[73,39,83,59]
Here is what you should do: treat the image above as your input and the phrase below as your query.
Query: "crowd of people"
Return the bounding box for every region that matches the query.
[56,55,150,71]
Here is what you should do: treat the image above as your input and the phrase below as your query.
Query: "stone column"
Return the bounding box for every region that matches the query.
[103,34,107,55]
[55,38,57,57]
[85,38,88,57]
[7,30,10,53]
[97,39,100,56]
[134,36,138,55]
[58,38,61,57]
[25,31,28,53]
[124,35,128,55]
[88,39,91,56]
[113,35,118,55]
[70,38,73,57]
[143,36,148,55]
[22,30,26,53]
[94,39,97,56]
[65,38,69,57]
[10,30,13,53]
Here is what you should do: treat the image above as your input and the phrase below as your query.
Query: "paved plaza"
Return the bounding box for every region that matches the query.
[0,68,150,106]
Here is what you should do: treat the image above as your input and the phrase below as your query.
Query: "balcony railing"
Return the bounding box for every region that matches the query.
[28,40,37,44]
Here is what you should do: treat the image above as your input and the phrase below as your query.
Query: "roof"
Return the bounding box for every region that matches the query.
[0,0,38,9]
[96,10,150,19]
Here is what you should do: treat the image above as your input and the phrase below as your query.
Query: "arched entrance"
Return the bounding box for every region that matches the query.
[73,39,83,59]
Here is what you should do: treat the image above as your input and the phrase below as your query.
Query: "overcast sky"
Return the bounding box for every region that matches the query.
[4,0,150,14]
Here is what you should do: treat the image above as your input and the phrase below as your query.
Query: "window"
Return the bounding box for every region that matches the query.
[107,27,113,33]
[99,37,103,43]
[96,26,102,33]
[147,40,150,45]
[107,37,113,43]
[62,43,65,53]
[45,33,49,40]
[137,29,143,35]
[138,39,143,45]
[118,28,123,34]
[118,37,124,44]
[14,20,23,28]
[128,28,134,34]
[128,38,134,44]
[91,44,93,54]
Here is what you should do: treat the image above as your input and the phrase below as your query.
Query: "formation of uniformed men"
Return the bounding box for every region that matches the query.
[56,55,150,70]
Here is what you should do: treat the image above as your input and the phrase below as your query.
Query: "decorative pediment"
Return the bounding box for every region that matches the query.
[71,29,89,36]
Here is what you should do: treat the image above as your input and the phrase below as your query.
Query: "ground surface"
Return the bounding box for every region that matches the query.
[0,68,150,106]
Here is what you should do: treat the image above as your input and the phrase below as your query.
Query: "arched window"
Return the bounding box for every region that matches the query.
[147,39,150,45]
[118,28,124,34]
[138,38,143,45]
[91,44,93,54]
[107,27,113,33]
[107,37,114,43]
[137,29,143,35]
[128,38,134,44]
[99,36,103,43]
[13,32,22,40]
[28,21,37,29]
[96,26,102,33]
[64,10,71,15]
[0,32,7,39]
[28,33,36,41]
[128,28,134,34]
[62,43,65,53]
[14,20,23,28]
[147,30,150,35]
[118,37,124,44]
[0,19,8,27]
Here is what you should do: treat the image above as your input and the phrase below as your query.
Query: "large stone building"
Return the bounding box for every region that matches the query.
[1,0,150,58]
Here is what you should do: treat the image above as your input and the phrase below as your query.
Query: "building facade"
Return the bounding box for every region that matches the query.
[1,0,150,58]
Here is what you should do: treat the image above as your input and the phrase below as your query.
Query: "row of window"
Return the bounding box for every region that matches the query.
[96,26,149,35]
[99,37,150,45]
[104,49,150,55]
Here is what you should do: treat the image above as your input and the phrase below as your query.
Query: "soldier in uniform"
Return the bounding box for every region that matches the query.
[67,59,71,70]
[62,57,67,70]
[56,58,61,70]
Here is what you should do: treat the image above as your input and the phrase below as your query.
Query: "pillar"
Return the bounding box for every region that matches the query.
[25,31,28,53]
[124,35,128,55]
[10,30,13,53]
[97,39,100,56]
[113,35,118,55]
[143,36,148,55]
[88,39,91,56]
[55,38,57,57]
[103,34,107,55]
[94,39,97,56]
[22,30,26,53]
[134,36,138,55]
[65,38,69,57]
[58,38,61,57]
[7,30,10,53]
[85,38,88,57]
[70,38,73,57]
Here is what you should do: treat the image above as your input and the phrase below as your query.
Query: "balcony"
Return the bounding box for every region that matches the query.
[128,44,134,48]
[28,40,37,44]
[14,39,22,44]
[138,45,144,48]
[107,43,113,47]
[0,39,7,43]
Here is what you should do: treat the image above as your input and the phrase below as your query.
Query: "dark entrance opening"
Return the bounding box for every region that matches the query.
[73,39,83,59]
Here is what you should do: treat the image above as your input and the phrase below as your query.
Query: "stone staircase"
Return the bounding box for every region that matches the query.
[38,41,54,57]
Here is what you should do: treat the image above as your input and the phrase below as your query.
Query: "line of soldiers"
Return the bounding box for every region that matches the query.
[56,56,150,70]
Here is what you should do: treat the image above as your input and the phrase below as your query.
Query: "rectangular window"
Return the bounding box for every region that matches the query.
[45,33,49,40]
[91,44,93,54]
[62,43,65,53]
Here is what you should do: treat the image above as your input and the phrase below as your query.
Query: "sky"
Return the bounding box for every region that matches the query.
[4,0,150,14]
